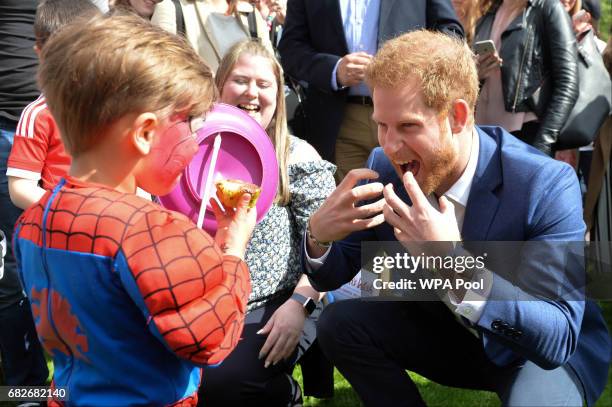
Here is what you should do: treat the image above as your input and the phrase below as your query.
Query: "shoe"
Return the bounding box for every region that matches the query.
[287,374,303,407]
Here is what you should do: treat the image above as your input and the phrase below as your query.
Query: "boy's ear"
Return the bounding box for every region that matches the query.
[449,99,470,134]
[132,113,159,155]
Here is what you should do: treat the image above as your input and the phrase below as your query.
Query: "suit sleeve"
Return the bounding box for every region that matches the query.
[426,0,465,39]
[278,0,342,93]
[476,161,586,369]
[116,210,251,366]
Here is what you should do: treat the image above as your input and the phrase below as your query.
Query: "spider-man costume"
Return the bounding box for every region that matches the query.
[13,176,251,406]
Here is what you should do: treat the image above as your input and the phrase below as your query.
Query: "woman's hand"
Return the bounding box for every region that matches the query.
[257,298,307,367]
[476,52,502,80]
[211,192,257,260]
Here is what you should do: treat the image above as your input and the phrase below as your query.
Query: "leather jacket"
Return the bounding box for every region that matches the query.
[475,0,578,155]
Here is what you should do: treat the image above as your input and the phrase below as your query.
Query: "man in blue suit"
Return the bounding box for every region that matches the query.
[302,30,611,406]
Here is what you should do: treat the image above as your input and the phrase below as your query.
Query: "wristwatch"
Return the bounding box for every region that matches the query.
[290,293,317,315]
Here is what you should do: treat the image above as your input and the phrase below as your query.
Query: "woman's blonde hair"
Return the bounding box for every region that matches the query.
[215,40,291,206]
[39,12,217,157]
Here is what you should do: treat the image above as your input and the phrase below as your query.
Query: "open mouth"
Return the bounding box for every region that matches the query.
[238,104,260,114]
[398,160,420,177]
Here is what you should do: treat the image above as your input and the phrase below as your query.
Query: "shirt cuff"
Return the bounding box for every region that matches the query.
[448,268,493,323]
[303,229,332,271]
[331,59,344,91]
[6,167,42,181]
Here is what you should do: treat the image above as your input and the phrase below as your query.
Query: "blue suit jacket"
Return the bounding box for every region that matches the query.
[304,126,611,405]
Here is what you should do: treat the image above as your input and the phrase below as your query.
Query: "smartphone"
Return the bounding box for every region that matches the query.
[473,40,497,56]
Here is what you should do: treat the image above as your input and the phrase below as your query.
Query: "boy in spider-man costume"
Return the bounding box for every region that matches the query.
[12,13,256,406]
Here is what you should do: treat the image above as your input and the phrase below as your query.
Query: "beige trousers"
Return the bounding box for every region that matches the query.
[334,104,379,183]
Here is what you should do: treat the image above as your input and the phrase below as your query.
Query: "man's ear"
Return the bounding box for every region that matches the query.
[449,99,470,134]
[131,112,159,155]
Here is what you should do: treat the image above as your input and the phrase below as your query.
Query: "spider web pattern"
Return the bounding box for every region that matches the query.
[17,180,251,366]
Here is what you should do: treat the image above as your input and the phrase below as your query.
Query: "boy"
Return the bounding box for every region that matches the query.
[7,0,100,209]
[13,12,256,406]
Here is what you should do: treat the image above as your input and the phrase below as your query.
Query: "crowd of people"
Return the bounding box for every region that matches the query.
[0,1,611,406]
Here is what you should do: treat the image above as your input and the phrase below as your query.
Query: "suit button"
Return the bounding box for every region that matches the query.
[514,330,523,338]
[504,327,515,337]
[491,320,503,330]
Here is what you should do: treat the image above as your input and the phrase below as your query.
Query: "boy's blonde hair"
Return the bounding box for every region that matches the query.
[215,40,291,206]
[38,13,217,157]
[366,30,479,121]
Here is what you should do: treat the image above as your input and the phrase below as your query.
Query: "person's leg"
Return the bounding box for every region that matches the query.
[500,361,584,407]
[199,298,315,407]
[334,104,378,182]
[317,299,506,407]
[0,298,49,386]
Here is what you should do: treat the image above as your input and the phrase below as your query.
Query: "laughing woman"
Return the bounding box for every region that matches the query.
[197,40,335,407]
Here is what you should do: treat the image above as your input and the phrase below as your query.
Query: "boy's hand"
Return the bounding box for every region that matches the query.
[211,192,257,260]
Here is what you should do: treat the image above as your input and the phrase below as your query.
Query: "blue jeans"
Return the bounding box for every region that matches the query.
[0,117,48,386]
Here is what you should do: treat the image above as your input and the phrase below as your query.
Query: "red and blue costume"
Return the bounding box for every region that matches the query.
[13,176,251,406]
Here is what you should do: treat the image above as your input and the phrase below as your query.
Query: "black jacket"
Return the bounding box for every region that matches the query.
[278,0,463,162]
[475,0,578,155]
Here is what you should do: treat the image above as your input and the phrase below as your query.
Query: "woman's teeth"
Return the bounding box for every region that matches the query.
[238,104,260,112]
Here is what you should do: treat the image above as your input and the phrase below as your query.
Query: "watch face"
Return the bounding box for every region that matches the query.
[304,298,316,315]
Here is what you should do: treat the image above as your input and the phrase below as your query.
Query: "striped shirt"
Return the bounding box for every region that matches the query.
[6,95,71,190]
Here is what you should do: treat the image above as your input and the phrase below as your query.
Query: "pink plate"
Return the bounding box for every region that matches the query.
[158,103,279,234]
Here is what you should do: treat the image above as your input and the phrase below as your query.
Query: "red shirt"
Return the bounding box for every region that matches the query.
[7,95,71,190]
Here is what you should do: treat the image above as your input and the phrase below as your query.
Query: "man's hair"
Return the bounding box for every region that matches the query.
[366,30,479,119]
[38,13,217,156]
[34,0,100,48]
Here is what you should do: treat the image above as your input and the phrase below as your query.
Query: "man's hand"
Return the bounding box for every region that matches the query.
[382,171,461,255]
[336,52,373,87]
[307,169,385,255]
[476,52,502,81]
[257,299,307,367]
[211,192,257,260]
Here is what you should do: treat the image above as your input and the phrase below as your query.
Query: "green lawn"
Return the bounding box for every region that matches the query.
[293,302,612,407]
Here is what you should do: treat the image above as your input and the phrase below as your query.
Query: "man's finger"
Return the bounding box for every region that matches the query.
[350,182,384,203]
[353,197,385,218]
[383,202,404,230]
[350,213,386,231]
[382,183,412,220]
[339,169,380,192]
[402,171,429,209]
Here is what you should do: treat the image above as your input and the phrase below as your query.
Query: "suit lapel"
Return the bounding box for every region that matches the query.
[462,128,502,241]
[331,0,349,54]
[378,0,397,34]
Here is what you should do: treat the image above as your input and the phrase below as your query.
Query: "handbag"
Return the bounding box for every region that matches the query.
[558,30,612,150]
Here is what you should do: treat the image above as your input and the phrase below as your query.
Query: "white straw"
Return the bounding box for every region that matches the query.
[197,133,222,229]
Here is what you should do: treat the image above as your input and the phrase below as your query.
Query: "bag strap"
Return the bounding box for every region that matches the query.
[246,11,258,39]
[172,0,186,37]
